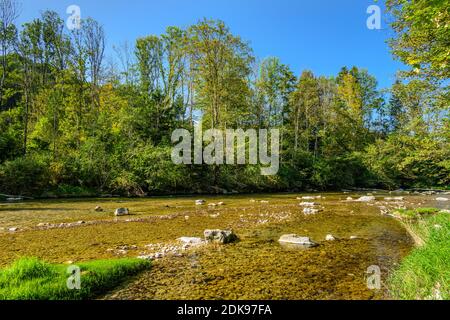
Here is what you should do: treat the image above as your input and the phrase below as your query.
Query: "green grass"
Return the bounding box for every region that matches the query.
[394,207,441,220]
[389,212,450,300]
[0,257,150,300]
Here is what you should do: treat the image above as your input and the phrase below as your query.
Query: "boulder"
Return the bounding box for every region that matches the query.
[114,208,129,216]
[278,234,318,247]
[195,200,206,205]
[94,206,103,212]
[356,196,376,202]
[204,229,238,244]
[8,227,19,232]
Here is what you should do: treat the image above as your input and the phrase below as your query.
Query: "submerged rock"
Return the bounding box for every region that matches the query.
[204,229,238,244]
[114,208,129,216]
[278,234,318,247]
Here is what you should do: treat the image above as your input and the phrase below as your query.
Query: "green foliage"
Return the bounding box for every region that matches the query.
[0,5,448,196]
[0,156,50,195]
[0,257,151,300]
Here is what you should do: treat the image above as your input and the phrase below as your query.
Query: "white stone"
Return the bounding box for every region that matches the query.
[436,197,449,202]
[195,200,206,205]
[278,234,318,247]
[325,234,336,241]
[303,208,320,215]
[114,208,129,216]
[299,202,317,207]
[356,196,376,202]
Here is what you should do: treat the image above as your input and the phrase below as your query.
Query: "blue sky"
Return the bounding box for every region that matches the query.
[18,0,405,89]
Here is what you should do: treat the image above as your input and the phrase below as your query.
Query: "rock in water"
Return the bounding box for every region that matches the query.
[95,206,103,212]
[436,197,449,202]
[195,200,206,205]
[356,196,376,202]
[204,229,238,244]
[278,234,318,247]
[114,208,129,216]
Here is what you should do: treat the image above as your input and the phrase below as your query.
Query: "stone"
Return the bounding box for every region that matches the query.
[278,234,318,247]
[8,227,18,232]
[299,202,317,207]
[204,229,238,244]
[137,255,153,261]
[94,206,103,212]
[384,197,404,201]
[303,208,320,215]
[346,197,353,201]
[195,200,206,205]
[217,202,225,206]
[114,208,129,216]
[325,234,336,241]
[356,196,376,202]
[301,196,315,200]
[350,236,358,239]
[436,197,449,202]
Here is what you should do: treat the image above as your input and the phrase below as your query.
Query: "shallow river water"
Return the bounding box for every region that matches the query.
[0,192,448,299]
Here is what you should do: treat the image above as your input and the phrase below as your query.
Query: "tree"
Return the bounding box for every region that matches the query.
[0,0,19,107]
[387,0,450,81]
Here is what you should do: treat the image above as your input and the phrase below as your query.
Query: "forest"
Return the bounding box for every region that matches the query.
[0,0,448,197]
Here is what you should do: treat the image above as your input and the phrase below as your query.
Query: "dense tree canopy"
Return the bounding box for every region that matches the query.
[0,0,448,197]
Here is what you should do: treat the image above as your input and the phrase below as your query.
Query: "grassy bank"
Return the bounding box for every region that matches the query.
[0,257,150,300]
[389,209,450,300]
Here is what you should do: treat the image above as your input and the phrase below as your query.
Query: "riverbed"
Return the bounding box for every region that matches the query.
[0,192,448,299]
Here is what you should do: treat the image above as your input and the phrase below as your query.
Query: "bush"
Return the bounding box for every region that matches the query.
[0,156,50,196]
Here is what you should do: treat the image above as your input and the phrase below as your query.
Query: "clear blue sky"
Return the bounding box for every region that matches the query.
[18,0,405,89]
